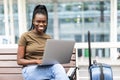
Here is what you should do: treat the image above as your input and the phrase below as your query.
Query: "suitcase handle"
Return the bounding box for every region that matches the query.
[88,31,92,80]
[88,31,92,68]
[99,64,104,80]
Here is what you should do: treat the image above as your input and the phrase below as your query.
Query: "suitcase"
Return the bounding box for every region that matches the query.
[88,31,113,80]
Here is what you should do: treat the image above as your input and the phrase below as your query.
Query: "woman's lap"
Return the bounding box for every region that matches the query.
[22,64,69,80]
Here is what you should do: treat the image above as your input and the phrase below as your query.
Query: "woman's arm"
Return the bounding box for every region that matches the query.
[17,45,42,66]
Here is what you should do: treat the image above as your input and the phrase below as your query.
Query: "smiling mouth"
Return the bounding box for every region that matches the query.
[38,27,44,30]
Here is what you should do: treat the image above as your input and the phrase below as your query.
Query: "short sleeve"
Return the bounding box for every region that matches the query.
[18,33,27,46]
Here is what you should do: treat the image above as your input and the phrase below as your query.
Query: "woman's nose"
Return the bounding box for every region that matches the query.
[38,22,44,26]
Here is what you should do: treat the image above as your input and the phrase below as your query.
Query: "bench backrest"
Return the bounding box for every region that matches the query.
[0,48,75,80]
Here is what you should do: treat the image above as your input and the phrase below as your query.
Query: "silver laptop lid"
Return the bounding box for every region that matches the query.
[41,39,75,65]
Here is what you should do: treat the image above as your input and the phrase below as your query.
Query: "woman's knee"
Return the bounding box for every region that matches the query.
[52,64,66,73]
[51,64,69,80]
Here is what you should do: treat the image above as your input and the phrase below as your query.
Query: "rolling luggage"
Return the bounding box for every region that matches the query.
[88,31,113,80]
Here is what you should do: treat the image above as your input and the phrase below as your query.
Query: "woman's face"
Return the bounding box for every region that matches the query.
[33,13,47,34]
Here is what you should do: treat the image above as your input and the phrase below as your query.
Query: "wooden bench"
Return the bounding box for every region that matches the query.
[0,46,76,80]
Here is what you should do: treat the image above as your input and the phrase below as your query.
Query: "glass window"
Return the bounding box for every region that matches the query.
[58,1,110,42]
[0,4,4,35]
[0,0,111,44]
[0,0,18,44]
[13,2,19,44]
[118,0,120,42]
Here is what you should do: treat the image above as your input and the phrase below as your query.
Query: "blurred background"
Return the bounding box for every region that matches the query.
[0,0,120,58]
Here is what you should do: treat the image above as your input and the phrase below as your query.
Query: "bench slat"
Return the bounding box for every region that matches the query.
[0,61,22,68]
[62,60,76,67]
[0,74,23,80]
[71,54,76,60]
[0,49,17,54]
[0,54,75,60]
[0,55,16,60]
[0,68,22,74]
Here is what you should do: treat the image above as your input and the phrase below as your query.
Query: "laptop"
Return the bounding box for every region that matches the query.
[39,39,75,65]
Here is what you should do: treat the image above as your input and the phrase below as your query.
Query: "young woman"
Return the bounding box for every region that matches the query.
[17,4,70,80]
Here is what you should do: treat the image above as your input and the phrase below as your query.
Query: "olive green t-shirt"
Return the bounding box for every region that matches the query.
[18,30,51,60]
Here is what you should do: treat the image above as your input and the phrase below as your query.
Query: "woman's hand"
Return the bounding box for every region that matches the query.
[35,59,42,64]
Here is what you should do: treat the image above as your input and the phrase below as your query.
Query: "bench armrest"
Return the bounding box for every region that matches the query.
[67,67,79,80]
